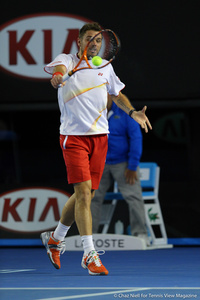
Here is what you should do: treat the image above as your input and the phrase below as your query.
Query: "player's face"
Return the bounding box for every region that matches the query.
[78,30,102,58]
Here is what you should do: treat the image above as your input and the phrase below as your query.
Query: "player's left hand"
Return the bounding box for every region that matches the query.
[131,106,152,133]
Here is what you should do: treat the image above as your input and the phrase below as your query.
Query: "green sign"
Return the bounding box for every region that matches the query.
[154,112,187,144]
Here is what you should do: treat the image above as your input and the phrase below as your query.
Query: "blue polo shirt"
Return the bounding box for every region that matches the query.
[106,102,143,171]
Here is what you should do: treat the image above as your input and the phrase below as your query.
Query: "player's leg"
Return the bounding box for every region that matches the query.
[73,179,108,275]
[41,135,108,274]
[40,194,75,269]
[91,164,113,233]
[41,135,83,269]
[74,180,93,236]
[60,193,76,227]
[80,135,108,275]
[41,181,94,271]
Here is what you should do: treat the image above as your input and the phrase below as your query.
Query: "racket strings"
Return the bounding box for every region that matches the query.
[101,31,120,61]
[62,29,120,82]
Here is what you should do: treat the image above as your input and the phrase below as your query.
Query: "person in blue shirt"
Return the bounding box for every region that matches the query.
[91,96,149,245]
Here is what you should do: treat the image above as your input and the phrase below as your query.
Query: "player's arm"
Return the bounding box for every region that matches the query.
[109,92,152,133]
[50,65,67,89]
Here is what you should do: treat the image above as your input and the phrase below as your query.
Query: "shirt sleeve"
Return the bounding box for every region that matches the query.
[44,54,72,75]
[107,64,125,96]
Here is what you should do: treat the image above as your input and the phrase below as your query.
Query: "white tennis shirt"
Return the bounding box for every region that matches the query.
[45,54,125,135]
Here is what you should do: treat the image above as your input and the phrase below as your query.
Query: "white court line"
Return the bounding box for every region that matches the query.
[36,288,148,300]
[0,269,36,273]
[0,287,200,290]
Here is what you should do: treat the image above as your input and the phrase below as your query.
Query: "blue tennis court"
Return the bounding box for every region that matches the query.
[0,247,199,299]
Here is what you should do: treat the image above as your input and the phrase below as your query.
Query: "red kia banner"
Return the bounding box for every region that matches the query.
[0,187,70,244]
[0,13,92,80]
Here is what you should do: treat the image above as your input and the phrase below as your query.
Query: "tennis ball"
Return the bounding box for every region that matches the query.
[92,56,102,66]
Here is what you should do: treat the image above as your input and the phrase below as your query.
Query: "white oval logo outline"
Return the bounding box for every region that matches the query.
[0,187,70,233]
[0,13,94,81]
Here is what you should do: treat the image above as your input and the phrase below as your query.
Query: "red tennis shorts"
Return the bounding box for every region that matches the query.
[60,134,108,190]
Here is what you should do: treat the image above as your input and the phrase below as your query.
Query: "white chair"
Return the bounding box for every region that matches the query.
[139,162,168,246]
[100,162,170,247]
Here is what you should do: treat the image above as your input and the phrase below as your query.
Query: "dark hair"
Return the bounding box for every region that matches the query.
[79,22,102,39]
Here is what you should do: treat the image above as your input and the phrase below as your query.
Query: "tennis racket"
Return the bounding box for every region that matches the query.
[62,29,120,82]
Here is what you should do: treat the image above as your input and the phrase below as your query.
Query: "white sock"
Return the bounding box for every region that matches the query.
[81,235,95,255]
[53,221,70,241]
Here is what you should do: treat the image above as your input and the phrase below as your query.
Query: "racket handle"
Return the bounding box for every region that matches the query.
[58,72,70,88]
[62,72,70,82]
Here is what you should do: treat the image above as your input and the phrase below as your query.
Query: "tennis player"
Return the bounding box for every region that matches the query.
[40,22,152,276]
